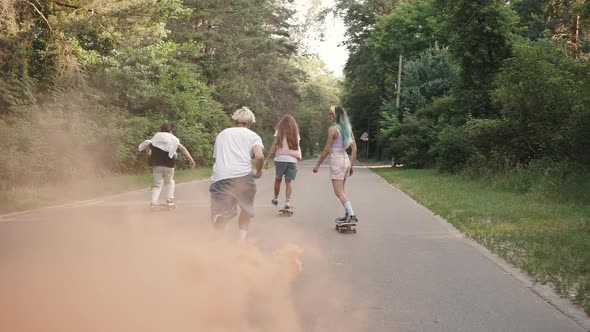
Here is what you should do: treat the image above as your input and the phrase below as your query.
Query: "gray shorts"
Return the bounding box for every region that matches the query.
[209,174,256,221]
[275,161,298,180]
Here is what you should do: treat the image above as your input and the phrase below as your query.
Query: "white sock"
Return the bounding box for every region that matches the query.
[343,201,355,216]
[239,229,248,240]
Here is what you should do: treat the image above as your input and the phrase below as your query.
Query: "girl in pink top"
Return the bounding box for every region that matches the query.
[266,115,302,210]
[313,106,358,224]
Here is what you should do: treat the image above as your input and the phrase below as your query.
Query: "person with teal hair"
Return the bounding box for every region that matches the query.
[313,105,359,224]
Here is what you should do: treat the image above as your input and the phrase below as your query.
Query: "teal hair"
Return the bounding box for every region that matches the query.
[333,106,353,148]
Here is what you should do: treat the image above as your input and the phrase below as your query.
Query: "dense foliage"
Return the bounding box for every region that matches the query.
[336,0,590,179]
[0,0,339,186]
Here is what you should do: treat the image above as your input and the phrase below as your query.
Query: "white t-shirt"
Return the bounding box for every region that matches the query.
[211,127,264,183]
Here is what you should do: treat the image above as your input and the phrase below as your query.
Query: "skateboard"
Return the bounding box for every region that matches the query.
[335,221,357,233]
[152,202,176,212]
[279,207,294,217]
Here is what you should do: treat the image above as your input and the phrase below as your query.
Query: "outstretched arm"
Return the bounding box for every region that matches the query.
[313,127,336,173]
[178,144,196,168]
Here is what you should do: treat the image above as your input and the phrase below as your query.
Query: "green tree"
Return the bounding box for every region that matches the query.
[335,0,399,158]
[169,0,301,121]
[437,0,519,119]
[294,57,340,157]
[368,0,448,64]
[492,40,590,165]
[391,44,457,115]
[512,0,590,57]
[378,46,457,167]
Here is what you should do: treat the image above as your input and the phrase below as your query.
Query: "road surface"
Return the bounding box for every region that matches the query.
[0,160,587,331]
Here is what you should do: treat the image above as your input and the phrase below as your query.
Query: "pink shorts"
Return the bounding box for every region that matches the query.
[329,150,350,180]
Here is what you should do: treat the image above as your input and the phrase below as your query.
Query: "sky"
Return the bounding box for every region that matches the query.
[293,0,348,77]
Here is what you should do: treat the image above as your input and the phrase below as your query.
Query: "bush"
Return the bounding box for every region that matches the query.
[492,40,590,166]
[390,113,435,168]
[431,125,475,173]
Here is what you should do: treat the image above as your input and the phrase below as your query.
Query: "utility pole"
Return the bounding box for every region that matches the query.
[367,121,370,160]
[396,55,403,108]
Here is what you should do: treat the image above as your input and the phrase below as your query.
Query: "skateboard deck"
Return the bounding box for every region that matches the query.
[279,207,293,217]
[154,203,176,212]
[335,221,357,233]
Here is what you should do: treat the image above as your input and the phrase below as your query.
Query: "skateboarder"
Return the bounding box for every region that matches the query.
[139,122,196,210]
[312,106,359,224]
[210,107,265,240]
[265,114,302,214]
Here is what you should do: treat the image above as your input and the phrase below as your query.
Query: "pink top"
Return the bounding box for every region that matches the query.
[275,134,302,162]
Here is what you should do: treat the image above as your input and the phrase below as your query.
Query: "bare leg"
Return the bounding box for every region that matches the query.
[285,179,293,201]
[238,213,251,231]
[331,179,348,204]
[213,215,230,231]
[332,178,357,221]
[274,178,282,198]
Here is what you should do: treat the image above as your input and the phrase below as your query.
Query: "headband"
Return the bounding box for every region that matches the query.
[330,106,336,117]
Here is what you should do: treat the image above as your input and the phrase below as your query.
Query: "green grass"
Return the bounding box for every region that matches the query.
[373,167,590,314]
[0,167,211,214]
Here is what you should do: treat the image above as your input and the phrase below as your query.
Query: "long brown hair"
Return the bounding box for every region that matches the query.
[275,114,299,150]
[160,122,175,132]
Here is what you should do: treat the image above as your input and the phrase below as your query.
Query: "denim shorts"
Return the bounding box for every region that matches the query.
[275,161,298,180]
[209,174,256,221]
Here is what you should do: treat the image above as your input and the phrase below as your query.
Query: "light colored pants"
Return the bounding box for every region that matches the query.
[152,166,175,205]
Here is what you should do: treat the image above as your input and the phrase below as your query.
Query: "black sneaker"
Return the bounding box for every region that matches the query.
[336,213,349,223]
[271,198,278,206]
[347,215,359,223]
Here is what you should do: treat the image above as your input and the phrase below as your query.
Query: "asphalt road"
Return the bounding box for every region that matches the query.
[0,160,587,332]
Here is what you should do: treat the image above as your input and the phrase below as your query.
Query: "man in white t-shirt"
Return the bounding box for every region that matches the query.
[210,107,265,240]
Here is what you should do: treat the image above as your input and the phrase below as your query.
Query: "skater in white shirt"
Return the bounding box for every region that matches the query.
[209,107,265,240]
[139,122,195,209]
